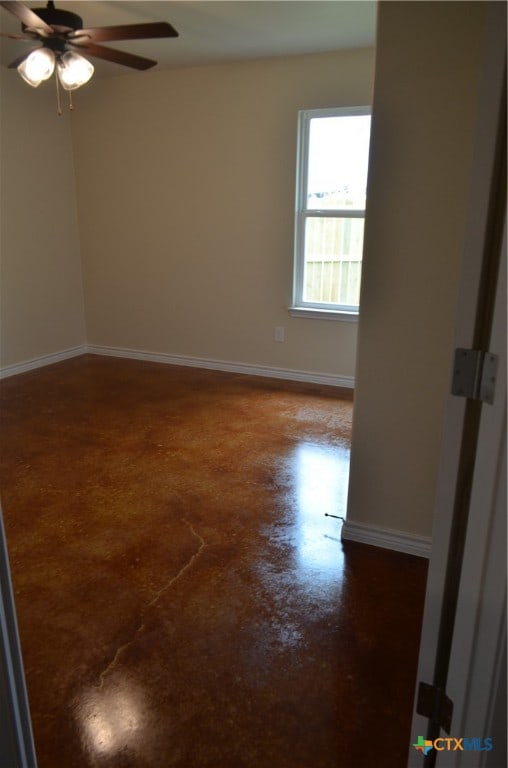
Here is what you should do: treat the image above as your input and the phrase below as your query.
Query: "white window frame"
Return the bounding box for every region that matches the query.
[290,106,371,321]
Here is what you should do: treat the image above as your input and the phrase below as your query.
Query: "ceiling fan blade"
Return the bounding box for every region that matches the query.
[69,21,178,44]
[0,1,53,36]
[7,47,37,68]
[71,41,157,71]
[0,31,32,39]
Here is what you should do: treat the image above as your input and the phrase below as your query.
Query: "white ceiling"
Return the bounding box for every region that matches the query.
[0,1,377,77]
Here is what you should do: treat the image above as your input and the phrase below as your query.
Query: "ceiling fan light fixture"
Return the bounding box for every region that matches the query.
[56,50,94,91]
[3,1,178,109]
[17,47,55,87]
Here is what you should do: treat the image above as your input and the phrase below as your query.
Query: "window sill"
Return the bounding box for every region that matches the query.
[289,307,359,322]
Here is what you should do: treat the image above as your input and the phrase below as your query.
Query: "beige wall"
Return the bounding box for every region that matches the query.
[347,1,488,538]
[0,72,86,368]
[70,48,375,377]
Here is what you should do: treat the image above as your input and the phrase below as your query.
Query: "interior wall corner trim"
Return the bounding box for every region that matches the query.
[86,344,355,390]
[341,519,432,559]
[0,346,88,380]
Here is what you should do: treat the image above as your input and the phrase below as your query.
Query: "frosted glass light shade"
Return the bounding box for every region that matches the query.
[17,48,55,87]
[56,51,94,91]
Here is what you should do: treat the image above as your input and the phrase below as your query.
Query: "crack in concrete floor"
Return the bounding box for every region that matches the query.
[98,519,206,688]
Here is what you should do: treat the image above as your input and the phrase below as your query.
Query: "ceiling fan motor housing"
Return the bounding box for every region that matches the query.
[23,5,83,33]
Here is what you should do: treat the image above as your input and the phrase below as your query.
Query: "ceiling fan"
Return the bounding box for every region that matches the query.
[0,0,178,109]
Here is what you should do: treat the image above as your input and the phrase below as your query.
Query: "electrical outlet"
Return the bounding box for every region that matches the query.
[274,326,285,342]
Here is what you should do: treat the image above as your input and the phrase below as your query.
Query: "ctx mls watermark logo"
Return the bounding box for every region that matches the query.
[413,736,493,755]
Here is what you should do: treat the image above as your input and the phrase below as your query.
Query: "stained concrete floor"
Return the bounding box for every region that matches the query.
[0,355,427,768]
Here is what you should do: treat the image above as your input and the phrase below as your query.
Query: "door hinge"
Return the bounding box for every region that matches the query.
[451,349,498,404]
[416,682,453,734]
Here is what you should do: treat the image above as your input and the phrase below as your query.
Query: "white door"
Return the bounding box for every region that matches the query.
[408,4,506,765]
[0,503,38,767]
[444,230,506,766]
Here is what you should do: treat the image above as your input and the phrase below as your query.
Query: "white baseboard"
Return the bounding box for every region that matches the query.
[341,519,432,558]
[1,343,354,389]
[86,344,355,390]
[0,346,88,380]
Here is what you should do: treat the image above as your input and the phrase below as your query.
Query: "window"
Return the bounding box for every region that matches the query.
[291,107,371,319]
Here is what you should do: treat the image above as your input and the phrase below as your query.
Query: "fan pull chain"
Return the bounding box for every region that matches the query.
[55,73,62,116]
[54,74,75,114]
